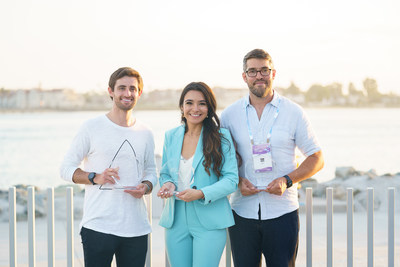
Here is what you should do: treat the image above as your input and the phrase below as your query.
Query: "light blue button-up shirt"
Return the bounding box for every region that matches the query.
[221,91,321,220]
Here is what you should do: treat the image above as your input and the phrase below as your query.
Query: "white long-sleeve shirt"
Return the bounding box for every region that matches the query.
[60,114,157,237]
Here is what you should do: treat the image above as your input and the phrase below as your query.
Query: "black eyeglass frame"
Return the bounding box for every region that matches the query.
[245,68,272,77]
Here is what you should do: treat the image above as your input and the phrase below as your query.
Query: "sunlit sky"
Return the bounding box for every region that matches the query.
[1,0,399,94]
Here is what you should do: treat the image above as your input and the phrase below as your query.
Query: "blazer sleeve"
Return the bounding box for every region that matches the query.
[198,128,238,205]
[159,131,177,187]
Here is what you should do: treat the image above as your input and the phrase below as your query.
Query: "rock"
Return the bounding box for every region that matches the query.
[332,186,347,201]
[366,169,378,179]
[299,167,400,213]
[0,185,83,221]
[54,184,84,197]
[335,166,358,179]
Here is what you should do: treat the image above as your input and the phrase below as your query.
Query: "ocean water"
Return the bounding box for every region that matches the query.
[0,108,399,189]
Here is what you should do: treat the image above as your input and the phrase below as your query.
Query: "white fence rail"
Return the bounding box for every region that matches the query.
[8,187,396,266]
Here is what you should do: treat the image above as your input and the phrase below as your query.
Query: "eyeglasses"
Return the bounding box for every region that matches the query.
[245,68,272,77]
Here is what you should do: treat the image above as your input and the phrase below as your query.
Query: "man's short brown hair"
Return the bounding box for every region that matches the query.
[243,49,274,72]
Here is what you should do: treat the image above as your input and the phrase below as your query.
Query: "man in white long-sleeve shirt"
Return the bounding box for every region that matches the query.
[60,67,157,267]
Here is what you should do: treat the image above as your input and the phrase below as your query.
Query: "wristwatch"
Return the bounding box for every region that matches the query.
[88,172,97,185]
[283,175,293,188]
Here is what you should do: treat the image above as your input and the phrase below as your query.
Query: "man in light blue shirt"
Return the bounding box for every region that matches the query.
[221,49,324,267]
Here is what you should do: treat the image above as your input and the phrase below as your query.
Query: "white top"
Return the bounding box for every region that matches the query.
[221,91,321,220]
[60,115,157,237]
[178,156,194,191]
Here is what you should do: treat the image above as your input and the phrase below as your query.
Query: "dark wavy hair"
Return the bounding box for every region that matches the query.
[179,82,226,177]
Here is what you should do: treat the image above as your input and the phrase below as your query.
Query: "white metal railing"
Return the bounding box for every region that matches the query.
[303,187,396,267]
[8,186,396,266]
[347,188,354,267]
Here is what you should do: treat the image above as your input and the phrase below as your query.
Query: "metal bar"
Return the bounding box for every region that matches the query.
[367,188,374,267]
[66,187,74,267]
[388,188,395,267]
[225,230,232,267]
[28,186,36,267]
[47,188,55,267]
[326,187,333,267]
[306,187,313,267]
[145,193,152,267]
[166,253,170,267]
[9,187,17,267]
[347,188,353,267]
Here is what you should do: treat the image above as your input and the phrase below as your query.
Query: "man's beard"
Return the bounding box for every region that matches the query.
[115,98,137,111]
[249,80,272,98]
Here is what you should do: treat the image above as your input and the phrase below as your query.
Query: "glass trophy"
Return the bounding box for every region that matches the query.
[244,161,267,190]
[100,140,142,190]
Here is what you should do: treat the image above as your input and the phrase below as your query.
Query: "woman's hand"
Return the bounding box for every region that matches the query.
[157,182,176,199]
[176,189,204,202]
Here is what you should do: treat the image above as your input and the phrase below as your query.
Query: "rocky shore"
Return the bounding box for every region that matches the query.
[1,167,399,222]
[0,184,85,222]
[299,167,400,212]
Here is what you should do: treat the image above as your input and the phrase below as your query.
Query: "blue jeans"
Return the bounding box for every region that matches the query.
[80,227,148,267]
[165,200,227,267]
[229,209,299,267]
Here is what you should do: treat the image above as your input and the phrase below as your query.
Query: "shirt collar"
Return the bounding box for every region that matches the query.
[242,90,281,109]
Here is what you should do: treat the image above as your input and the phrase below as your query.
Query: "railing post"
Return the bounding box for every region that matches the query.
[367,188,374,267]
[9,187,17,267]
[145,193,152,267]
[388,188,395,267]
[326,187,333,267]
[66,187,74,267]
[306,187,313,267]
[225,231,232,267]
[47,188,55,267]
[165,253,170,267]
[347,188,353,267]
[28,186,36,267]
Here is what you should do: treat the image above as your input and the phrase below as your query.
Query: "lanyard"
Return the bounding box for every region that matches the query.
[246,99,280,145]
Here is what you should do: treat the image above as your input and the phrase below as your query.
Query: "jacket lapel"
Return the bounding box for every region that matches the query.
[171,126,185,177]
[192,127,204,174]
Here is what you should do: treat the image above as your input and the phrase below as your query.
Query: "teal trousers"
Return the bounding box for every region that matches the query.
[165,200,227,267]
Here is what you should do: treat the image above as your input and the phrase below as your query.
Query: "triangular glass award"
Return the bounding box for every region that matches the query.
[100,139,142,190]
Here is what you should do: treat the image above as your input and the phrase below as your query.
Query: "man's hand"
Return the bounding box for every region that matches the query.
[239,177,261,196]
[94,167,120,185]
[124,183,147,199]
[265,177,287,196]
[157,182,176,199]
[176,189,204,202]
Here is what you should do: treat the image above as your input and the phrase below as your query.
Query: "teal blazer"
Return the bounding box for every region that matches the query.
[159,125,238,230]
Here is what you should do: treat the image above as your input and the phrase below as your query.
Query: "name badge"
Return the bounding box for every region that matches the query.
[252,143,272,172]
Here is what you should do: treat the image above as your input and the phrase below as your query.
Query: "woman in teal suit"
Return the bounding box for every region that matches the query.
[157,82,238,267]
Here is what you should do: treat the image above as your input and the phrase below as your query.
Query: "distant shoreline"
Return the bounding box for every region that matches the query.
[2,105,400,114]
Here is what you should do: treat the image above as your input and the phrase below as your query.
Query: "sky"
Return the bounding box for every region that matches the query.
[1,0,399,94]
